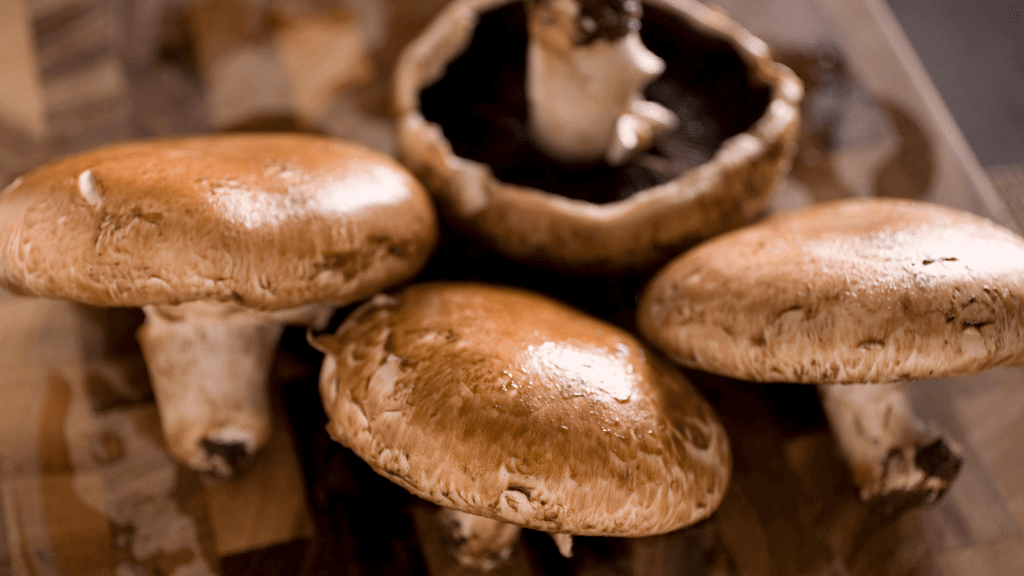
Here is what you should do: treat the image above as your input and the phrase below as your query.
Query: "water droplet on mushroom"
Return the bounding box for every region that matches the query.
[77,169,104,207]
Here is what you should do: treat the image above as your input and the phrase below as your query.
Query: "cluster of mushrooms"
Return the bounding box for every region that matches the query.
[2,0,1024,571]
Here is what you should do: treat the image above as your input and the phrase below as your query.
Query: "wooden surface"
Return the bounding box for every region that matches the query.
[1,0,1023,574]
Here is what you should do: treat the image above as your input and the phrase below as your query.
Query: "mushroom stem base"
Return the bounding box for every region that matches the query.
[138,301,331,477]
[818,382,963,515]
[439,509,523,571]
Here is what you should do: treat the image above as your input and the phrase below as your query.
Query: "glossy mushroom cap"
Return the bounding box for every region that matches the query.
[317,282,731,536]
[0,133,438,310]
[639,197,1024,384]
[0,133,439,477]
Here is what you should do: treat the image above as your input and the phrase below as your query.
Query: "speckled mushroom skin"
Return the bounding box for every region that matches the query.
[317,282,731,536]
[639,198,1024,384]
[0,133,438,310]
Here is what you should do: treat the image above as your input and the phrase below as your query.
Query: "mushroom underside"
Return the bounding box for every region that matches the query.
[417,1,773,204]
[524,0,678,165]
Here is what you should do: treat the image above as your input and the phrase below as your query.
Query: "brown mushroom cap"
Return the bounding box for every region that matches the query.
[0,133,438,310]
[317,282,731,536]
[638,197,1024,384]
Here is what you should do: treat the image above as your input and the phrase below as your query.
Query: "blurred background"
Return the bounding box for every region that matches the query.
[888,0,1024,229]
[1,0,1021,185]
[887,0,1023,168]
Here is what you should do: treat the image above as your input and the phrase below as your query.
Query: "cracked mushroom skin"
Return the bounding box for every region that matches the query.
[638,197,1024,511]
[0,133,438,476]
[316,282,730,568]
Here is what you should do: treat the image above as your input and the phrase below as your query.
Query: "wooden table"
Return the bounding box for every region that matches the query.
[1,0,1022,574]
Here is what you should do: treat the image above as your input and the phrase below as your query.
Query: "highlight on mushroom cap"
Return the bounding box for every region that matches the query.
[316,281,732,537]
[0,132,439,311]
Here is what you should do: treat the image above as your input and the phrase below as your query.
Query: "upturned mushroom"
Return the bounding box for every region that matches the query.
[524,0,679,165]
[638,197,1024,512]
[314,282,730,570]
[395,0,802,272]
[0,133,438,477]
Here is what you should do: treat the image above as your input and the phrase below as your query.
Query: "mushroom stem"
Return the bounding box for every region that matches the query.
[549,532,574,557]
[817,382,963,513]
[525,0,678,165]
[137,301,331,477]
[439,508,576,569]
[439,509,523,571]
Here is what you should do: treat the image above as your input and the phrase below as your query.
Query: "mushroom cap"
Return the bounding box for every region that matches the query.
[317,282,730,536]
[0,133,438,310]
[638,197,1024,384]
[394,0,802,272]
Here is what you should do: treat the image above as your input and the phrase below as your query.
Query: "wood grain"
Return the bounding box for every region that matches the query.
[0,0,47,140]
[0,0,1022,573]
[200,410,315,558]
[952,369,1024,537]
[29,0,132,153]
[186,0,295,130]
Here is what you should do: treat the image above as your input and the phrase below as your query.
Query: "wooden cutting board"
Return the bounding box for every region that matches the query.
[0,0,1021,574]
